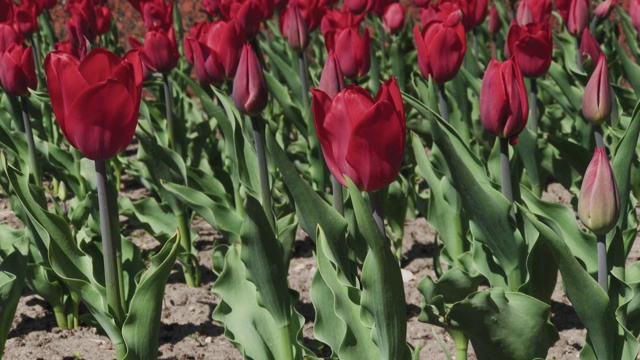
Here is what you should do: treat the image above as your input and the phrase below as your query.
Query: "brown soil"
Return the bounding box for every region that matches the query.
[3,182,637,360]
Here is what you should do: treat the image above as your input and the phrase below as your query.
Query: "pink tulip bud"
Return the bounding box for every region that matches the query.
[488,5,500,34]
[594,0,617,19]
[382,3,405,34]
[281,5,309,51]
[318,50,345,99]
[579,28,602,71]
[582,54,612,125]
[232,44,268,116]
[578,147,619,235]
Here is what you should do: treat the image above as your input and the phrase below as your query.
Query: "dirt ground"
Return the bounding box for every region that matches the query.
[3,182,637,360]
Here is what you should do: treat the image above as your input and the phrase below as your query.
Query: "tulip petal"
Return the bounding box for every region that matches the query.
[312,88,348,186]
[44,51,87,134]
[429,26,465,83]
[413,24,430,81]
[78,48,124,85]
[480,59,509,137]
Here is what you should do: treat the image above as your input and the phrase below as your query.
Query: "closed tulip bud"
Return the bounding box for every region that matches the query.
[507,20,552,78]
[0,44,37,97]
[594,0,617,19]
[578,147,619,235]
[413,15,467,84]
[281,6,309,51]
[0,23,21,52]
[325,27,370,80]
[232,44,268,116]
[44,48,143,160]
[382,3,405,34]
[579,28,602,71]
[517,0,552,23]
[480,57,529,144]
[311,77,405,192]
[488,5,500,34]
[582,54,612,125]
[318,50,345,98]
[556,0,589,36]
[138,27,179,73]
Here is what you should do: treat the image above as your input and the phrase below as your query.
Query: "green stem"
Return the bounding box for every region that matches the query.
[438,83,449,123]
[20,96,41,186]
[331,176,344,216]
[177,211,199,287]
[597,234,608,292]
[594,124,604,148]
[251,116,275,231]
[449,329,468,360]
[52,305,68,329]
[298,52,309,112]
[499,138,513,209]
[163,73,182,156]
[95,159,124,325]
[368,190,386,242]
[278,325,294,360]
[528,79,538,132]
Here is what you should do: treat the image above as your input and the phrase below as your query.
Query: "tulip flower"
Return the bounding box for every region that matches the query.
[506,21,552,78]
[582,54,612,125]
[0,44,37,97]
[488,5,500,34]
[516,0,551,24]
[280,5,309,51]
[413,15,467,84]
[325,27,370,80]
[556,0,589,35]
[140,0,173,31]
[383,3,405,34]
[580,28,602,70]
[631,1,640,36]
[0,23,21,52]
[320,5,364,38]
[289,0,326,31]
[594,0,617,19]
[13,1,39,36]
[578,147,619,235]
[345,0,367,14]
[130,28,179,74]
[318,50,345,99]
[420,2,461,26]
[44,48,143,160]
[232,44,268,117]
[445,0,488,31]
[311,77,405,192]
[480,57,529,144]
[0,0,13,23]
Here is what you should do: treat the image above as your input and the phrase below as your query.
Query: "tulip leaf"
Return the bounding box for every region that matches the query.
[614,41,640,96]
[514,128,543,196]
[119,197,180,243]
[546,62,583,112]
[0,236,28,358]
[261,44,303,106]
[346,180,411,360]
[264,71,307,136]
[618,9,640,62]
[121,232,179,360]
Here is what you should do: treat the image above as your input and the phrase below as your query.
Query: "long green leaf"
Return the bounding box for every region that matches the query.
[0,236,28,357]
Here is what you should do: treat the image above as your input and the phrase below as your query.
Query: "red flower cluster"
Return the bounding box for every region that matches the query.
[129,0,179,74]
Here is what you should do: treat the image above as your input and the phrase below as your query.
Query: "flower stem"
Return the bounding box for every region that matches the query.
[251,116,275,231]
[21,96,41,186]
[500,138,514,215]
[594,124,604,148]
[597,234,608,292]
[368,191,386,241]
[298,52,309,112]
[529,79,538,132]
[449,329,468,360]
[95,159,124,325]
[163,73,182,156]
[331,176,344,216]
[438,83,449,123]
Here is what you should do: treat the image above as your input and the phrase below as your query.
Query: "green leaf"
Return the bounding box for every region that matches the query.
[120,197,178,243]
[546,62,583,112]
[0,236,28,357]
[347,180,410,360]
[614,41,640,96]
[122,232,180,360]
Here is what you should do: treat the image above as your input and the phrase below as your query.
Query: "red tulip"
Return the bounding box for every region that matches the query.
[441,0,487,30]
[140,0,173,31]
[318,50,345,99]
[578,147,619,235]
[232,44,268,116]
[311,78,405,192]
[516,0,551,24]
[14,2,39,36]
[506,21,552,78]
[184,19,244,84]
[382,3,405,34]
[94,5,112,35]
[631,0,640,36]
[556,0,589,35]
[320,5,364,38]
[325,27,370,80]
[130,27,179,73]
[280,5,309,51]
[289,0,326,31]
[580,28,602,70]
[0,23,21,53]
[480,57,529,144]
[344,0,368,14]
[55,40,83,59]
[594,0,617,19]
[420,2,461,26]
[488,5,500,34]
[582,54,612,125]
[0,0,13,23]
[413,14,467,84]
[44,48,143,160]
[0,44,37,97]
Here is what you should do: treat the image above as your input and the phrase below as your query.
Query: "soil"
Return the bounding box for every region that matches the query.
[2,182,637,360]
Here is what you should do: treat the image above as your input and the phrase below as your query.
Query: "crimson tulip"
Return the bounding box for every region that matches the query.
[594,0,617,19]
[232,43,268,116]
[516,0,551,24]
[0,0,13,23]
[440,0,487,31]
[582,54,612,125]
[0,23,21,52]
[320,5,364,38]
[318,50,345,99]
[506,21,552,78]
[414,14,467,84]
[420,2,461,26]
[556,0,589,35]
[325,27,370,80]
[580,28,602,70]
[0,44,37,97]
[311,77,405,192]
[480,57,529,144]
[488,5,500,34]
[13,1,39,36]
[288,0,326,31]
[578,147,619,235]
[383,3,405,34]
[280,5,309,51]
[344,0,367,14]
[130,27,179,73]
[44,48,143,160]
[139,0,173,31]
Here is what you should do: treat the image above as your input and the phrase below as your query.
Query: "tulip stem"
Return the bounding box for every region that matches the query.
[500,138,514,215]
[594,125,604,148]
[21,96,41,186]
[251,116,275,231]
[95,159,124,326]
[298,52,309,112]
[528,79,538,132]
[332,176,344,216]
[597,234,608,292]
[369,191,386,241]
[438,84,449,123]
[163,73,182,156]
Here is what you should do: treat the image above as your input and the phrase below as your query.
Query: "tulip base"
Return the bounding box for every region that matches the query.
[594,125,604,149]
[449,329,468,360]
[368,191,386,241]
[597,234,608,292]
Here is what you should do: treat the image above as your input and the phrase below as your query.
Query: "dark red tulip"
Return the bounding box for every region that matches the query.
[345,0,367,14]
[488,5,500,33]
[44,48,143,160]
[184,19,244,84]
[506,20,552,78]
[320,5,364,37]
[318,50,345,99]
[280,5,309,51]
[0,23,21,52]
[440,0,487,30]
[94,5,112,35]
[556,0,589,35]
[311,77,405,192]
[0,44,37,97]
[580,28,602,70]
[130,27,179,73]
[232,44,268,116]
[55,40,82,58]
[480,57,529,144]
[325,27,370,80]
[0,0,13,23]
[140,0,173,31]
[420,2,461,26]
[414,14,467,84]
[289,0,326,31]
[582,54,612,125]
[14,2,39,36]
[516,0,551,24]
[383,3,405,34]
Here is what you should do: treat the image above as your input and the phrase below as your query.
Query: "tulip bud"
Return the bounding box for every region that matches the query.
[383,3,405,34]
[582,54,612,125]
[325,27,370,80]
[507,20,552,78]
[318,50,345,99]
[0,23,21,52]
[480,57,529,144]
[594,0,617,19]
[578,147,619,235]
[488,5,500,34]
[579,28,602,71]
[557,0,589,36]
[0,44,37,97]
[631,1,640,37]
[516,2,533,25]
[413,15,467,84]
[281,6,309,52]
[233,44,268,116]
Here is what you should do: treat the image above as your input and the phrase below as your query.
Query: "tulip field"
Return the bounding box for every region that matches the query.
[4,0,640,359]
